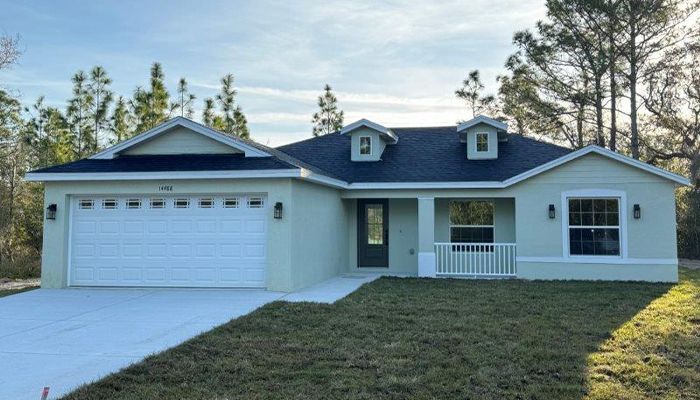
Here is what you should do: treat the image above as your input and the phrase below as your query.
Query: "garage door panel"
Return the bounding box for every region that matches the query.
[123,220,145,234]
[221,219,242,233]
[70,195,267,288]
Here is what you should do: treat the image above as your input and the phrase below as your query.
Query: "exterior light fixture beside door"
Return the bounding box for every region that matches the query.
[46,204,57,220]
[274,202,283,219]
[548,204,555,219]
[633,204,641,219]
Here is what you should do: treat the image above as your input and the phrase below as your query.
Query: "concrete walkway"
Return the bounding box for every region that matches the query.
[0,274,378,400]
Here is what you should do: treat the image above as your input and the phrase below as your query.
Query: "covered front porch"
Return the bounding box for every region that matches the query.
[347,196,517,278]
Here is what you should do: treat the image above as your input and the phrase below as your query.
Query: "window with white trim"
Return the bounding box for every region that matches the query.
[247,197,264,208]
[198,198,214,208]
[223,198,239,208]
[359,136,371,155]
[126,199,142,209]
[79,199,94,210]
[568,198,620,256]
[174,198,190,209]
[102,199,118,209]
[476,132,489,152]
[149,198,165,209]
[449,200,494,243]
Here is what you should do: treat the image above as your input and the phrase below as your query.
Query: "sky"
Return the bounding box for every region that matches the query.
[0,0,546,146]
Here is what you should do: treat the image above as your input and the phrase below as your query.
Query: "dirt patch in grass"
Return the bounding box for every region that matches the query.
[0,277,40,291]
[63,269,699,400]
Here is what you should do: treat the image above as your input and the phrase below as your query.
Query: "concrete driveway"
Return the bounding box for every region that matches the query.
[0,275,378,400]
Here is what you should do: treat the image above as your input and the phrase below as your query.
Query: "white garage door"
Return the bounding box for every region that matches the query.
[69,194,267,288]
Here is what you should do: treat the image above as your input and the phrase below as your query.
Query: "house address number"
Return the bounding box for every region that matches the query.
[158,185,173,192]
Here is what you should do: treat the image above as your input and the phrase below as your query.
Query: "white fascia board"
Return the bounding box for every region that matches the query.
[90,117,270,159]
[503,145,691,187]
[346,181,505,190]
[299,169,349,189]
[24,169,301,182]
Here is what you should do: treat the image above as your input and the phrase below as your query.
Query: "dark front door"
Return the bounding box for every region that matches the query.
[358,199,389,267]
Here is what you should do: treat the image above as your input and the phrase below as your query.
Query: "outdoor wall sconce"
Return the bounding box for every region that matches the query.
[46,204,57,220]
[274,202,283,219]
[548,204,556,219]
[633,204,641,219]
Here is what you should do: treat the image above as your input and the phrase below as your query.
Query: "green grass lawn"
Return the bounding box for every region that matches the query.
[64,269,700,400]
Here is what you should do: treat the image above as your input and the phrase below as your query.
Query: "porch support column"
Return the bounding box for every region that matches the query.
[417,197,436,277]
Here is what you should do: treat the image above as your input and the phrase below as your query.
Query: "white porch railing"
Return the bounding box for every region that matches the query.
[434,243,517,277]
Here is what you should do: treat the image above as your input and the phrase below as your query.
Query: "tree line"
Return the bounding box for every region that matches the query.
[313,0,700,258]
[1,0,700,278]
[0,50,253,275]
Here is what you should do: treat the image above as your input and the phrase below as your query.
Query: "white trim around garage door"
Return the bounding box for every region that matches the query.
[67,193,269,288]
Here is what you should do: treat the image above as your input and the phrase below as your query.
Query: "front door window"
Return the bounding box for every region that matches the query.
[366,204,384,244]
[358,199,389,267]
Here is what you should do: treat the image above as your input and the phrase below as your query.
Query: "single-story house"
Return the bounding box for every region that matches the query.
[26,115,690,291]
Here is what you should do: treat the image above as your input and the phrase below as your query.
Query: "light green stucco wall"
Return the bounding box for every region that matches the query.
[40,178,295,291]
[122,126,241,155]
[342,153,679,282]
[465,123,498,160]
[38,152,680,288]
[511,153,677,259]
[289,180,349,290]
[347,198,418,274]
[516,263,677,282]
[350,127,386,161]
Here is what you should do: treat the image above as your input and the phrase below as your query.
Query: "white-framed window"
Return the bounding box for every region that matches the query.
[567,198,620,256]
[198,198,214,208]
[359,136,372,155]
[223,197,239,208]
[79,199,94,210]
[149,198,166,209]
[126,199,142,209]
[102,199,118,209]
[247,197,264,208]
[449,200,494,243]
[476,132,489,152]
[174,198,190,209]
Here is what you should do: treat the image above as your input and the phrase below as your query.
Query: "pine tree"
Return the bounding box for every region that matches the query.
[202,98,216,127]
[132,62,171,132]
[455,70,496,119]
[66,71,94,158]
[87,66,113,151]
[311,84,343,136]
[233,105,249,139]
[215,74,249,137]
[176,78,196,118]
[110,96,131,143]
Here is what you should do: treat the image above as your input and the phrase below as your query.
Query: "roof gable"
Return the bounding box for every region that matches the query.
[91,117,270,159]
[457,115,508,132]
[340,119,398,144]
[503,145,690,186]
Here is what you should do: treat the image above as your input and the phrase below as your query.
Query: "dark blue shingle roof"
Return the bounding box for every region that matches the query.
[30,154,296,173]
[31,126,572,183]
[276,126,572,183]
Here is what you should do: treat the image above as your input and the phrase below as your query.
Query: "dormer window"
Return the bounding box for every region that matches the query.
[476,132,489,152]
[457,115,506,160]
[341,119,397,162]
[359,136,372,155]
